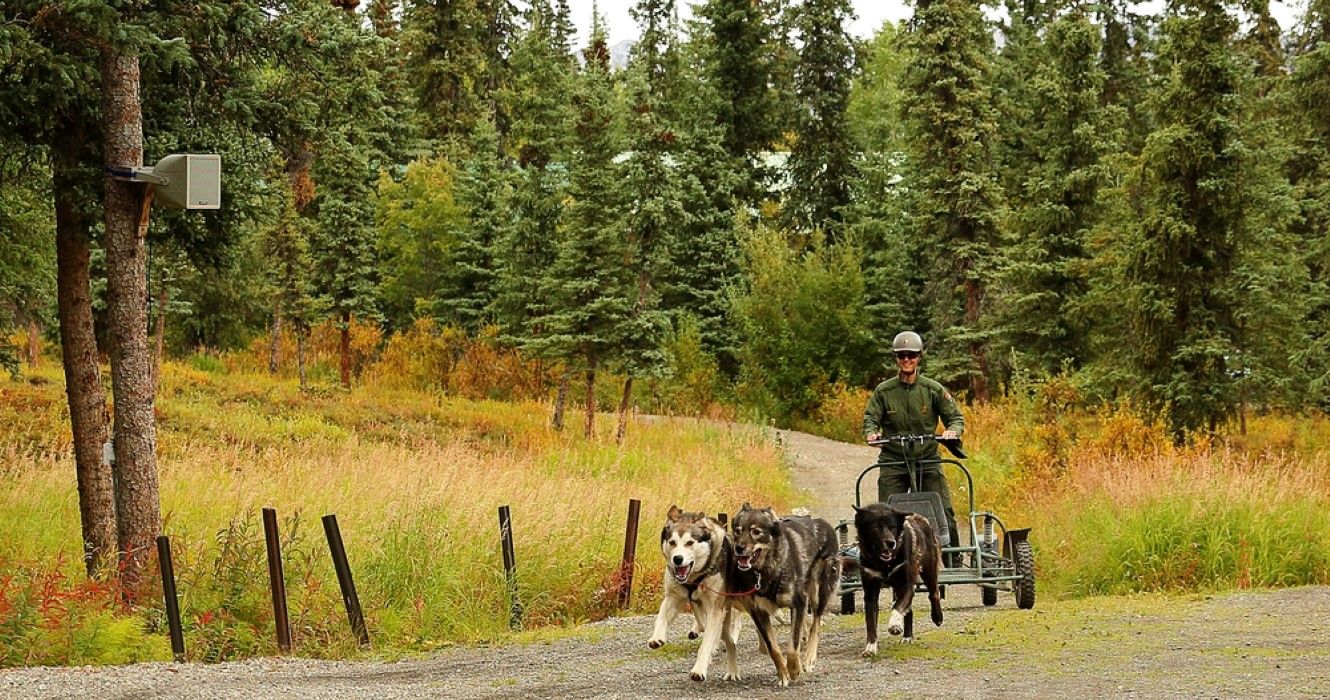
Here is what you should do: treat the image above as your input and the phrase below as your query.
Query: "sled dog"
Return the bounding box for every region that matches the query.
[853,503,944,656]
[648,506,742,682]
[724,503,840,686]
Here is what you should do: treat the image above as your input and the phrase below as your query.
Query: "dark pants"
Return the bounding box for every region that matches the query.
[877,466,960,553]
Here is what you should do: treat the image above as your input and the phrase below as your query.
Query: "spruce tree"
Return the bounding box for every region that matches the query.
[404,0,488,142]
[529,19,635,438]
[995,10,1119,377]
[662,30,744,374]
[696,0,784,202]
[1120,0,1248,438]
[846,22,922,369]
[1285,0,1330,407]
[492,1,574,346]
[900,0,1004,401]
[437,116,511,332]
[785,0,859,238]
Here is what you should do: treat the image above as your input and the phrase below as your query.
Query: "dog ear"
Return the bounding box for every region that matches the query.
[697,528,711,542]
[667,504,682,522]
[852,504,865,514]
[740,502,751,512]
[769,519,782,537]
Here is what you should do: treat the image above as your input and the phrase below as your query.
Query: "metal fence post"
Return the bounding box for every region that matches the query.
[498,505,523,629]
[322,514,369,647]
[262,507,292,652]
[617,498,641,609]
[156,535,186,662]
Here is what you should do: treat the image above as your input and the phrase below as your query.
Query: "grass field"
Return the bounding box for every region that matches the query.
[3,361,1329,666]
[0,361,794,665]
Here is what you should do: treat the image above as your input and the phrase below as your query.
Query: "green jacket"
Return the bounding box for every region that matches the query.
[862,374,965,462]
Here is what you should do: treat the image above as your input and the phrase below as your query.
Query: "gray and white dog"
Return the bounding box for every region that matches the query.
[648,505,742,682]
[723,503,840,686]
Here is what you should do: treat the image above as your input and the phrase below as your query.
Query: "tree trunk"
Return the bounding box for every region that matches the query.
[964,277,991,403]
[297,327,308,389]
[269,304,282,374]
[24,313,40,368]
[584,358,597,439]
[152,281,167,389]
[551,371,569,431]
[340,310,352,389]
[54,152,117,577]
[615,375,633,445]
[101,46,161,600]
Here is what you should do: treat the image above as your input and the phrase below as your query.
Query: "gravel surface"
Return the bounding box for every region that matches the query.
[5,428,1328,698]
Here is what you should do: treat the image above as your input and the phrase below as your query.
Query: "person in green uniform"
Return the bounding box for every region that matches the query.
[862,331,965,562]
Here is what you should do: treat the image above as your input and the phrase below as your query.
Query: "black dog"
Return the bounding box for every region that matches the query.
[724,504,840,686]
[853,503,943,655]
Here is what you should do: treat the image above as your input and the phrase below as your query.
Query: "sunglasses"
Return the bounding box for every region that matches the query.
[894,352,920,360]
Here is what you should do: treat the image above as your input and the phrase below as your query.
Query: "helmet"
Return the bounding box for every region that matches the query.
[891,331,924,353]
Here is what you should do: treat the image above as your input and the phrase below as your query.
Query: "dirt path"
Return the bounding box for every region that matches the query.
[5,429,1329,698]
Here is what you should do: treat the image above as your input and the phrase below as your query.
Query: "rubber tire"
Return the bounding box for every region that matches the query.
[981,576,998,607]
[1013,540,1036,610]
[841,592,856,615]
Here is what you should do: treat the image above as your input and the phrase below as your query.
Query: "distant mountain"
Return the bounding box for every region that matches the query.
[609,40,633,70]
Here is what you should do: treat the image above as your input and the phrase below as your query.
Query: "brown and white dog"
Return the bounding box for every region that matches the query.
[852,503,944,656]
[648,505,742,682]
[723,504,840,686]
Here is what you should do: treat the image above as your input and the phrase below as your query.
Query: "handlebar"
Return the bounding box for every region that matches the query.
[867,433,967,459]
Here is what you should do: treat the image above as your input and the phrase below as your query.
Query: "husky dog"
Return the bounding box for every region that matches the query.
[649,506,742,682]
[723,503,840,686]
[853,503,944,656]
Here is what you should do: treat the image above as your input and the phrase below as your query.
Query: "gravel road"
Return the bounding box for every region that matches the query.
[4,428,1328,699]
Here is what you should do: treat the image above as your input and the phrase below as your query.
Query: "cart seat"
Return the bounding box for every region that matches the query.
[885,491,950,552]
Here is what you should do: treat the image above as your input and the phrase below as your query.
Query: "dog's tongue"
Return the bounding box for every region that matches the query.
[736,555,752,570]
[673,564,692,581]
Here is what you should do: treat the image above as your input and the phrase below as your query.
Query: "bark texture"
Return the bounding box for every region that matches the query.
[101,47,161,598]
[53,149,117,577]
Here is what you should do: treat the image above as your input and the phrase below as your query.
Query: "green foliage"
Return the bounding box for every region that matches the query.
[994,10,1121,378]
[695,0,787,201]
[900,0,1004,397]
[846,22,921,362]
[784,0,859,237]
[1115,0,1251,438]
[1052,492,1330,595]
[376,157,467,330]
[730,225,876,421]
[529,23,635,379]
[492,2,574,347]
[436,118,511,332]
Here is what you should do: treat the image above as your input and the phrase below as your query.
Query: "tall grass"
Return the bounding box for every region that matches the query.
[796,378,1330,597]
[0,362,792,665]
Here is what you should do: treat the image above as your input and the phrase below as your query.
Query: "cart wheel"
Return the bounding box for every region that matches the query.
[841,592,856,615]
[981,574,998,607]
[1012,540,1036,610]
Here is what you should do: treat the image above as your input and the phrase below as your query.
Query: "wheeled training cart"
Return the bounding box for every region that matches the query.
[836,434,1035,612]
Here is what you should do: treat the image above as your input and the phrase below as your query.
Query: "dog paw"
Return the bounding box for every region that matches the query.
[688,630,700,640]
[887,610,905,636]
[901,636,916,644]
[723,671,742,682]
[648,638,665,649]
[786,653,802,681]
[689,670,706,682]
[862,642,878,658]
